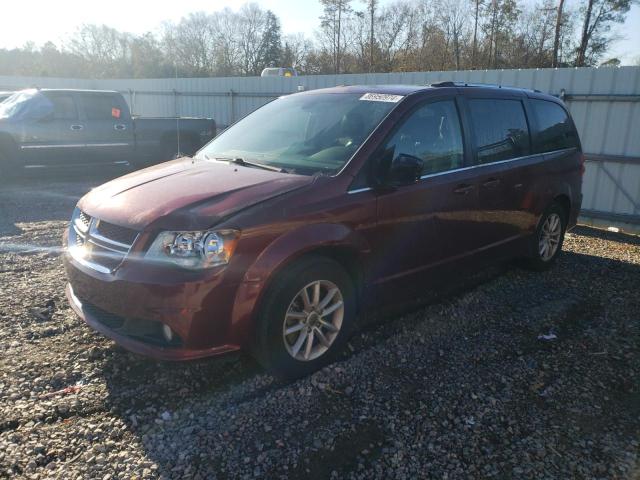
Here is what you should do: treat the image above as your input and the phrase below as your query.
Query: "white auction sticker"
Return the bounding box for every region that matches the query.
[359,93,404,103]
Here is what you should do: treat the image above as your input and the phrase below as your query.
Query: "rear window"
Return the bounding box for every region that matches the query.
[468,99,530,164]
[530,99,579,153]
[82,94,124,120]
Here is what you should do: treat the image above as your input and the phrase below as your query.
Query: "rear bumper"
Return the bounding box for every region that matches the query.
[568,193,583,230]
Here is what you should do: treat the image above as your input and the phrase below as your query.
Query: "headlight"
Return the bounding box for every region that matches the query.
[145,229,239,269]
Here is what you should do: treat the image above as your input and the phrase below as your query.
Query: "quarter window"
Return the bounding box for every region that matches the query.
[468,99,530,164]
[382,100,464,176]
[530,99,579,153]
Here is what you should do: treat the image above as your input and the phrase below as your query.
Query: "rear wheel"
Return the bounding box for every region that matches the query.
[522,202,567,271]
[254,256,356,379]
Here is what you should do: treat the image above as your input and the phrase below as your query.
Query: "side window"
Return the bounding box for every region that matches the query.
[382,100,464,176]
[531,99,579,153]
[45,94,78,120]
[82,95,124,120]
[468,99,530,164]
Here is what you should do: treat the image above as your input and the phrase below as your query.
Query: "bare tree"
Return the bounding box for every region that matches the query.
[471,0,485,67]
[1,0,634,79]
[237,3,269,75]
[575,0,636,67]
[438,0,469,70]
[374,2,414,70]
[319,0,354,73]
[364,0,379,71]
[552,0,566,66]
[69,24,132,77]
[282,33,314,71]
[484,0,520,68]
[162,12,218,76]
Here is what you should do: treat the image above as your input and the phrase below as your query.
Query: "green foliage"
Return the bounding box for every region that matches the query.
[259,11,283,69]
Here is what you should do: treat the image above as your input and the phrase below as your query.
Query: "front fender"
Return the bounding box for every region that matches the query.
[228,222,370,346]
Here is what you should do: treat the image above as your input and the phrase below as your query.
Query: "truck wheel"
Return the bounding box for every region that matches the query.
[254,256,356,379]
[522,202,567,271]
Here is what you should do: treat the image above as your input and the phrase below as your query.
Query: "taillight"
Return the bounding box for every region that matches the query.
[579,152,586,176]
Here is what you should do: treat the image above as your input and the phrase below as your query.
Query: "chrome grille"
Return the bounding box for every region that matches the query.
[95,221,138,246]
[78,211,91,231]
[69,211,139,273]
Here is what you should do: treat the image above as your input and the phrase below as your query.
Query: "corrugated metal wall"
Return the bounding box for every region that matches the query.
[1,67,639,231]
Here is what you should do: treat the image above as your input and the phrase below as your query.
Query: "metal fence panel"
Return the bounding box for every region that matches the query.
[1,67,639,230]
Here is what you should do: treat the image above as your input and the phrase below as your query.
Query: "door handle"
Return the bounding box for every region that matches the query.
[482,178,501,188]
[453,184,475,195]
[114,124,127,131]
[70,124,83,131]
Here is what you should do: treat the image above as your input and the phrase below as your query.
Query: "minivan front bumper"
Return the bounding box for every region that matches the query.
[63,250,243,361]
[66,284,239,360]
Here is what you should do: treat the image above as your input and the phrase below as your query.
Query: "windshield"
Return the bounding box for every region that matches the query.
[0,90,37,119]
[196,92,400,175]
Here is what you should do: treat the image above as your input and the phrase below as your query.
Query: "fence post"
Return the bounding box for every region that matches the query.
[128,88,135,116]
[229,89,236,125]
[173,89,179,117]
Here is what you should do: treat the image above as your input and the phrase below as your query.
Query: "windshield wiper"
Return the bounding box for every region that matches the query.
[211,156,286,173]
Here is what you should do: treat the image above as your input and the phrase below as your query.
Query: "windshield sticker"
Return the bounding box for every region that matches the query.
[359,93,404,103]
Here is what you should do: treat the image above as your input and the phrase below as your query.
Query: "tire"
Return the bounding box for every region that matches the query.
[253,256,356,379]
[522,202,567,271]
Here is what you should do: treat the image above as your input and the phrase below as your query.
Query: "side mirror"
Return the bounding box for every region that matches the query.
[386,153,424,186]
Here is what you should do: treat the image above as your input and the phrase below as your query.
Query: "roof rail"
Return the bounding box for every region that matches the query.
[430,81,541,93]
[430,81,503,88]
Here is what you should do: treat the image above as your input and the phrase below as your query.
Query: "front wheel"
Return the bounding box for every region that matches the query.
[253,256,356,379]
[522,202,567,271]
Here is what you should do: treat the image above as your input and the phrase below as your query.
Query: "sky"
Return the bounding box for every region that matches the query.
[0,0,638,65]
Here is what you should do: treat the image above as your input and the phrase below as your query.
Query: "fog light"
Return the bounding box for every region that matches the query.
[162,324,173,342]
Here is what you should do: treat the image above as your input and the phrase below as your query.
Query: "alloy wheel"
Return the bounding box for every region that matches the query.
[539,213,562,261]
[282,280,344,361]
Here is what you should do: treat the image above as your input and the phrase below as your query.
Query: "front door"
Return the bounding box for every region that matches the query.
[369,98,487,303]
[21,92,84,166]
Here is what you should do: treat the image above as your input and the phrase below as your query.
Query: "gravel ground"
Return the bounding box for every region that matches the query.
[1,172,639,479]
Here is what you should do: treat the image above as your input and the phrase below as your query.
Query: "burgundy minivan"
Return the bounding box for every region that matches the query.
[64,83,583,378]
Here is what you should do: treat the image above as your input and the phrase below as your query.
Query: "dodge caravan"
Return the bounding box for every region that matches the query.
[64,83,583,378]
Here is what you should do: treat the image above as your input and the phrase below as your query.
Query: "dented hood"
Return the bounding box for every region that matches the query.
[78,158,314,231]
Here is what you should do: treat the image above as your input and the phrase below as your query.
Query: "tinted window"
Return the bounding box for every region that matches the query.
[469,99,530,164]
[531,99,579,153]
[382,100,464,175]
[82,95,123,120]
[45,94,77,120]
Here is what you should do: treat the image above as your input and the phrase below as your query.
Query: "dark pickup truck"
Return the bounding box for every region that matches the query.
[0,89,216,176]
